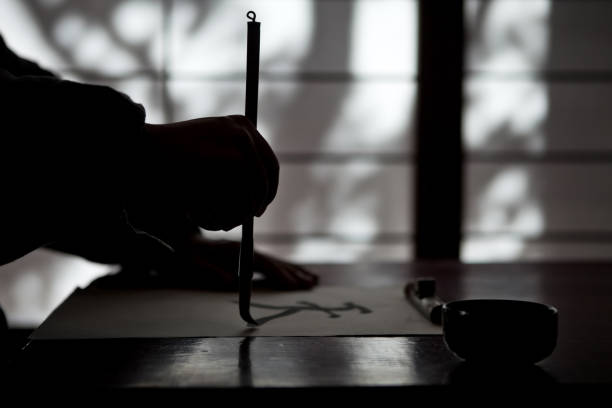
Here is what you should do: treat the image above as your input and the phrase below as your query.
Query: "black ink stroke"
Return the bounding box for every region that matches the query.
[235,300,372,325]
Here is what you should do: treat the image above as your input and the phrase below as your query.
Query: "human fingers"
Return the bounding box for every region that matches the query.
[228,115,279,217]
[253,252,319,290]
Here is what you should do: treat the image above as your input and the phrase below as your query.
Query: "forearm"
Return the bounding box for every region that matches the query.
[45,206,201,264]
[0,73,146,265]
[0,33,58,78]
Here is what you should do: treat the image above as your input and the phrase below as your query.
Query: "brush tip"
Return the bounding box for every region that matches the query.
[241,311,259,326]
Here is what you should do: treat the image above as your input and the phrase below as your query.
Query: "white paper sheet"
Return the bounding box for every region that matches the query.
[31,286,441,339]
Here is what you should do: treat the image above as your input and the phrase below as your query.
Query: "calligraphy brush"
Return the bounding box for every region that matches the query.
[238,10,260,326]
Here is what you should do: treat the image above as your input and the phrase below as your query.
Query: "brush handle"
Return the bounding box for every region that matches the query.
[238,11,260,325]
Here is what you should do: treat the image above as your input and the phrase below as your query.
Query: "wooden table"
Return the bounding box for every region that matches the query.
[7,262,612,399]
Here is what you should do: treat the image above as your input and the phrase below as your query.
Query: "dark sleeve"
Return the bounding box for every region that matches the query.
[0,33,57,77]
[0,70,147,265]
[0,33,195,266]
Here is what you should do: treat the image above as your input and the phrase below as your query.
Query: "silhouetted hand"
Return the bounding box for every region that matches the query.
[142,115,279,231]
[172,235,319,290]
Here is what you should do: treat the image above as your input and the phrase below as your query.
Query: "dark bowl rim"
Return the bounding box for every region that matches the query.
[442,299,558,315]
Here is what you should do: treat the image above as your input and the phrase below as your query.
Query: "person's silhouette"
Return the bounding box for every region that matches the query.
[0,33,318,293]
